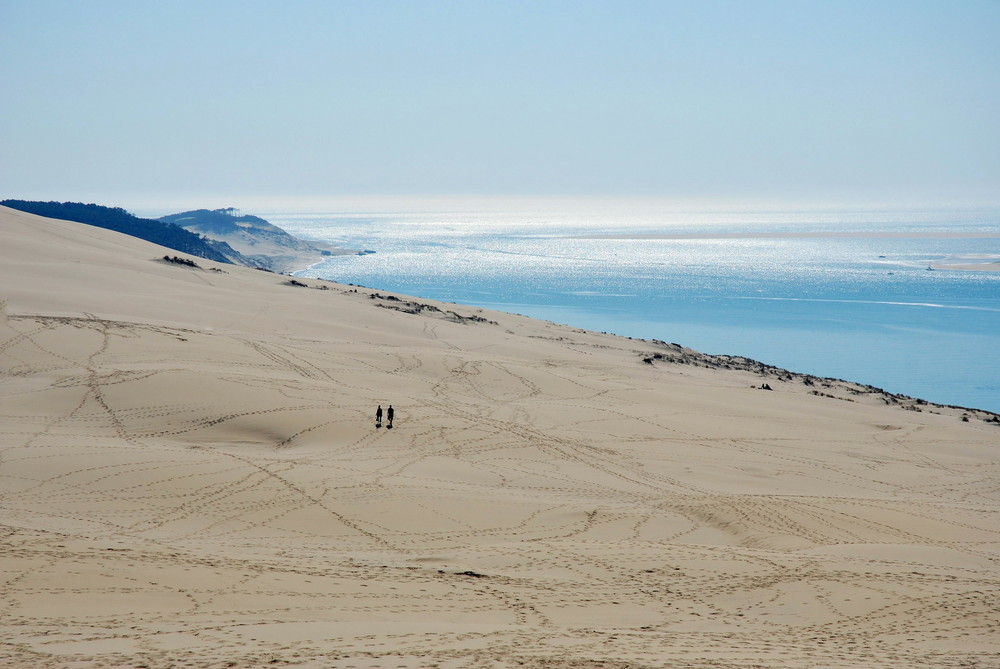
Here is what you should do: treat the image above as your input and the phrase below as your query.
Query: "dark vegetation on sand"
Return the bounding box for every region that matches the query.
[2,200,241,264]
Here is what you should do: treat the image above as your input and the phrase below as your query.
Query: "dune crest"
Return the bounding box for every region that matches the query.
[2,205,998,668]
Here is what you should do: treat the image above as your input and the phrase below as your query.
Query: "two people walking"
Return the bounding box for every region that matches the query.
[375,404,394,429]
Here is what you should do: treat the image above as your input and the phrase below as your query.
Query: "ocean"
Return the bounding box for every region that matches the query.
[258,198,1000,413]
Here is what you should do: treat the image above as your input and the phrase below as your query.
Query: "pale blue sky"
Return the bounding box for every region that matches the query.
[2,0,998,207]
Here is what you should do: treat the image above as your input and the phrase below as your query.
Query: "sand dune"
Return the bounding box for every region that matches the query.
[2,204,998,668]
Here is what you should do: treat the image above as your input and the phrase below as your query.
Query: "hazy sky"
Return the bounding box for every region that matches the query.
[2,0,999,207]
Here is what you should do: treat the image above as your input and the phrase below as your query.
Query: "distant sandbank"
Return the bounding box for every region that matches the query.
[570,230,1000,240]
[931,261,1000,272]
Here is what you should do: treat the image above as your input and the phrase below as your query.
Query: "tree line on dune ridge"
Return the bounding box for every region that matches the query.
[1,199,236,264]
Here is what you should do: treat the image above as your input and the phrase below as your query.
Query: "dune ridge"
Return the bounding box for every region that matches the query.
[2,204,998,669]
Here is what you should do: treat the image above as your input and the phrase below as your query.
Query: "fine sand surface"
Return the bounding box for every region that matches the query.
[2,204,999,669]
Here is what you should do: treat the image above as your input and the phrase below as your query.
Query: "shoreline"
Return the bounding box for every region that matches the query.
[285,211,1000,413]
[265,242,356,274]
[289,274,1000,413]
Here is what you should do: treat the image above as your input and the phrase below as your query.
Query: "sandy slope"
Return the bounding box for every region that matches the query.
[1,204,998,669]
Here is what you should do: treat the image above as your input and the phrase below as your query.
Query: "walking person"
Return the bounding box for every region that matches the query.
[386,405,394,429]
[375,404,383,428]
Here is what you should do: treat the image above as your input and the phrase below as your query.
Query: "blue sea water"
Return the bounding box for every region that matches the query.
[263,199,1000,413]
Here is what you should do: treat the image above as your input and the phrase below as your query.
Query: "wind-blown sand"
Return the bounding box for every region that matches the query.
[2,204,998,669]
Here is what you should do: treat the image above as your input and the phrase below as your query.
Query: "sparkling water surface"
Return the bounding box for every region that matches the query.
[262,199,1000,412]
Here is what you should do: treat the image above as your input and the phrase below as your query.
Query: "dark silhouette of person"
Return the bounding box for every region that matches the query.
[375,404,383,427]
[386,405,394,428]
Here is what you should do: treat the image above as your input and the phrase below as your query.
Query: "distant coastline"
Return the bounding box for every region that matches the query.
[0,200,355,274]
